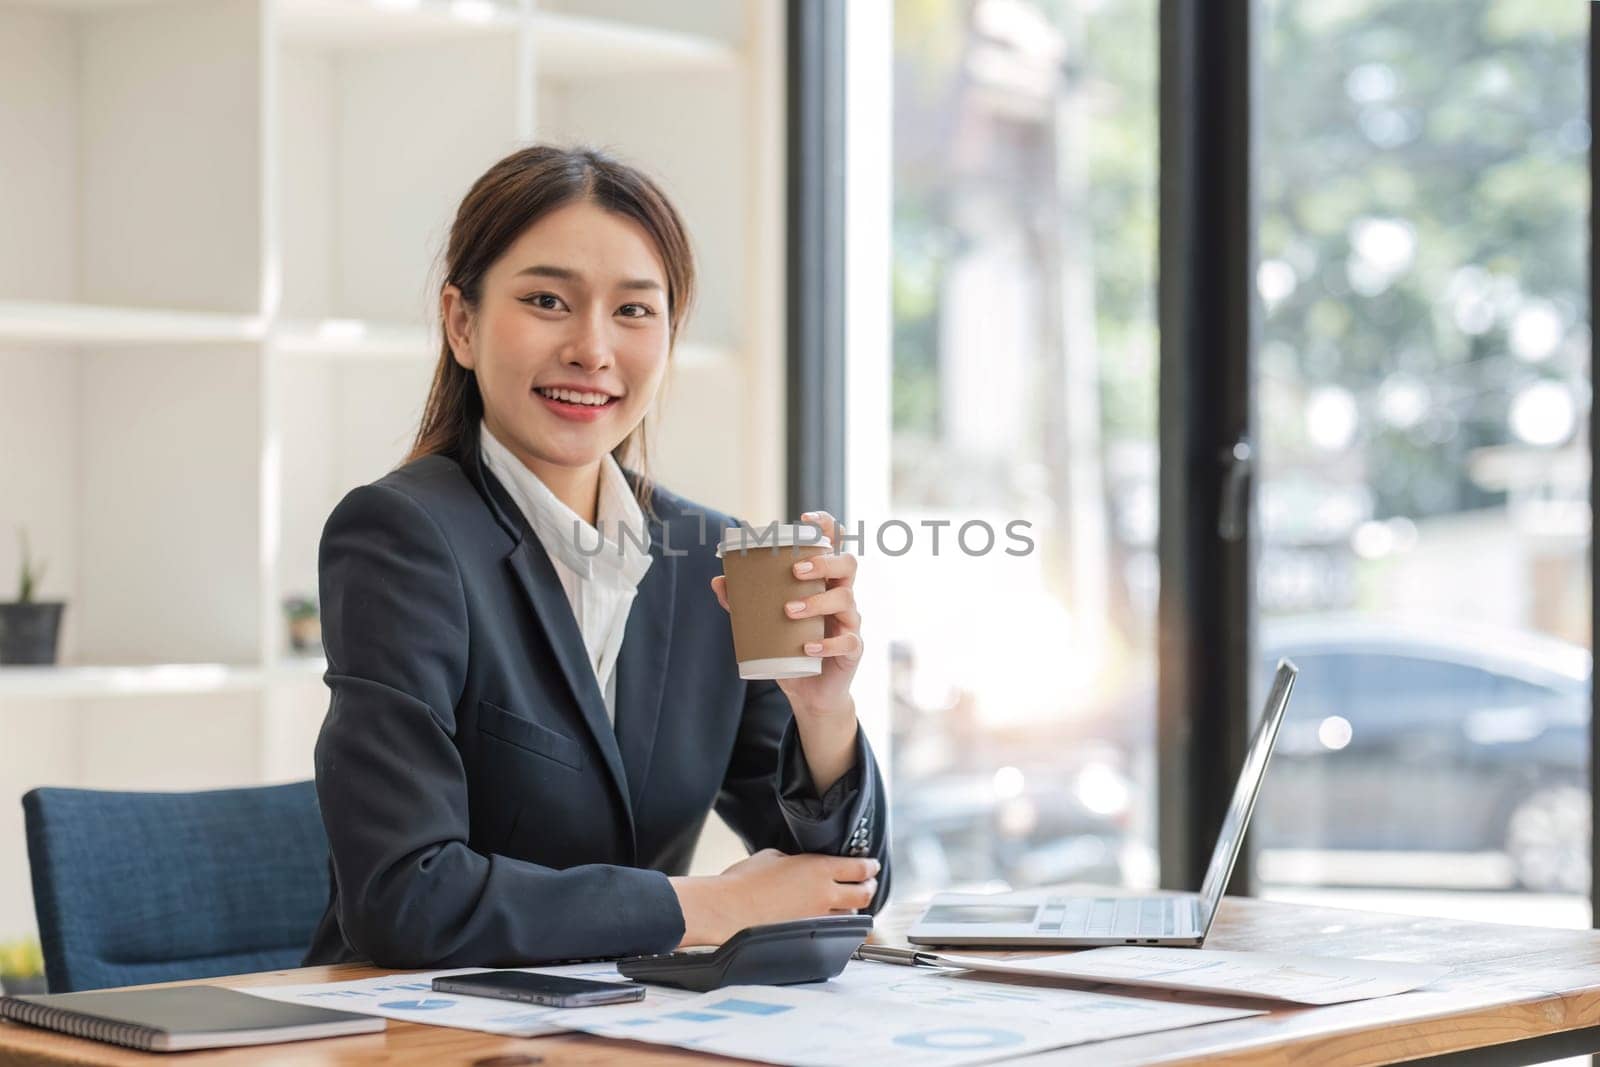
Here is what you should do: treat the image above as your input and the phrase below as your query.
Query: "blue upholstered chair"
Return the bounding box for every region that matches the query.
[22,781,329,992]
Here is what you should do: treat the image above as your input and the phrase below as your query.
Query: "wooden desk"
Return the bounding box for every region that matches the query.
[5,893,1600,1066]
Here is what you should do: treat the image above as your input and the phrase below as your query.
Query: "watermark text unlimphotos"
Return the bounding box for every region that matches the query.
[568,516,1035,559]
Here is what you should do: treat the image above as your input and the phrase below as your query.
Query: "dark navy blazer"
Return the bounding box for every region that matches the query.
[303,437,890,968]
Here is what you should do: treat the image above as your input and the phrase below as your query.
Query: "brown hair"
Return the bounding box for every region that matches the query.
[407,144,696,517]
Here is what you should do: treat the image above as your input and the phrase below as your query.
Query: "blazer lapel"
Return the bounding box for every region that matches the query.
[615,511,676,811]
[503,540,634,830]
[462,441,636,841]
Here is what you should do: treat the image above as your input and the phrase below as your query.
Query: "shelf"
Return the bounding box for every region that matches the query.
[0,301,266,348]
[274,319,435,360]
[0,664,267,700]
[673,342,735,371]
[530,11,738,78]
[275,0,737,76]
[271,656,328,682]
[0,658,336,699]
[277,0,520,45]
[1,1,174,9]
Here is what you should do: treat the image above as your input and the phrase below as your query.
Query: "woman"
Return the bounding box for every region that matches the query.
[303,145,889,969]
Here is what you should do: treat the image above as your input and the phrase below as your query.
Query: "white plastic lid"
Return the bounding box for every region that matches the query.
[715,522,829,556]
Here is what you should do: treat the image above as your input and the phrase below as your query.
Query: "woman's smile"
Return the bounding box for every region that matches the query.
[534,384,622,423]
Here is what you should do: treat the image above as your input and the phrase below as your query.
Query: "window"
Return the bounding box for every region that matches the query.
[1251,0,1590,923]
[886,0,1160,896]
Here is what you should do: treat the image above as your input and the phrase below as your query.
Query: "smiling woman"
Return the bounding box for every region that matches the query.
[303,144,891,970]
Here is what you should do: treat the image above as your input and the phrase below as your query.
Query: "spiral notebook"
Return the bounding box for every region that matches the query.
[0,985,384,1052]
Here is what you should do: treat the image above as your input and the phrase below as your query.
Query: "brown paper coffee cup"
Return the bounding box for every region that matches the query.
[717,522,831,680]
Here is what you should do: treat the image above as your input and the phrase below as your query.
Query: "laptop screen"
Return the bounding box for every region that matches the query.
[1194,660,1298,932]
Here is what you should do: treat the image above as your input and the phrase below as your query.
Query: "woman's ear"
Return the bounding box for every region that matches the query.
[442,283,476,370]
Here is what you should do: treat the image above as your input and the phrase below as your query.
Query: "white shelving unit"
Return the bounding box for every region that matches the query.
[0,302,268,347]
[0,0,784,939]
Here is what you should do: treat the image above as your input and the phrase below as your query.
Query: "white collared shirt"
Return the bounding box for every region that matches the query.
[479,422,654,727]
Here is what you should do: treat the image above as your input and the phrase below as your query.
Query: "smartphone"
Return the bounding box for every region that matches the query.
[432,970,646,1008]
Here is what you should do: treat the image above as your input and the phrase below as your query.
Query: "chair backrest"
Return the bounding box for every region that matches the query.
[22,781,329,992]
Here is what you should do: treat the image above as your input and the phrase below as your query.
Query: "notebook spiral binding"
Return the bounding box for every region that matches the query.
[1,997,157,1051]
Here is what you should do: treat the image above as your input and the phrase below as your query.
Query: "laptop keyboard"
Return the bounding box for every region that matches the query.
[1036,896,1181,938]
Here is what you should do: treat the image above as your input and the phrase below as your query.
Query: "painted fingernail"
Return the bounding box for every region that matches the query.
[786,600,806,615]
[805,642,824,655]
[794,561,813,575]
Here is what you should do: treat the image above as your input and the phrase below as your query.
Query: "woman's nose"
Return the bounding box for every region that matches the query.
[564,318,614,370]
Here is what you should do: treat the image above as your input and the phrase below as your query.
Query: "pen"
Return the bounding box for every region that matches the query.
[851,944,950,968]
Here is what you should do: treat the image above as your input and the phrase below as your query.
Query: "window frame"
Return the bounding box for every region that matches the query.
[1156,0,1259,893]
[1588,2,1597,929]
[786,0,849,520]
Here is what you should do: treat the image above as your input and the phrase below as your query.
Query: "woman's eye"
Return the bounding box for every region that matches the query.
[618,303,654,319]
[523,293,565,311]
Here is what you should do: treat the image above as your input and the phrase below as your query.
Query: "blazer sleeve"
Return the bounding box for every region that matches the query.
[713,679,892,914]
[315,483,684,969]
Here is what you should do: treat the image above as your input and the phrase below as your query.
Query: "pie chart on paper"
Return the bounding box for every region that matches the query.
[892,1027,1026,1050]
[378,998,457,1011]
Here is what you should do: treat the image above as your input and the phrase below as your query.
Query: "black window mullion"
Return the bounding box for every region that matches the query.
[1157,0,1258,894]
[786,0,848,521]
[1588,2,1597,932]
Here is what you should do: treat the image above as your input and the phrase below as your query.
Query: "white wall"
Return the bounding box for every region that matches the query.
[0,8,77,302]
[0,351,79,645]
[80,0,263,311]
[332,38,522,322]
[77,347,261,663]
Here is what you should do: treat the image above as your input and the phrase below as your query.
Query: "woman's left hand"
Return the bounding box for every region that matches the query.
[710,509,863,720]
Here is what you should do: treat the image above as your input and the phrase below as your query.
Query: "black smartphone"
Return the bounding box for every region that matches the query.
[431,970,646,1008]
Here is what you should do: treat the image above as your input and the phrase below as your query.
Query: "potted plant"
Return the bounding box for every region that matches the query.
[0,528,65,666]
[0,937,45,995]
[283,594,322,655]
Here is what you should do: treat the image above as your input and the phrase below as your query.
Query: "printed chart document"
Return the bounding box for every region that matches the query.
[243,958,1272,1065]
[822,959,1263,1031]
[241,962,698,1037]
[544,961,1263,1067]
[933,946,1450,1005]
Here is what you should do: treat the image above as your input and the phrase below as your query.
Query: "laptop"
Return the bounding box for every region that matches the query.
[908,659,1298,948]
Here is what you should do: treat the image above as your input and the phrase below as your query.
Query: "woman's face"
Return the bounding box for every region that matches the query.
[445,199,672,475]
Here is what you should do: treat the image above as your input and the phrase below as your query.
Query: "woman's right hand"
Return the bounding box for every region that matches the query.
[669,849,880,947]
